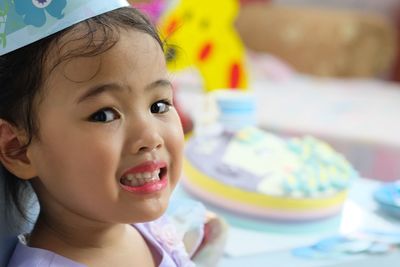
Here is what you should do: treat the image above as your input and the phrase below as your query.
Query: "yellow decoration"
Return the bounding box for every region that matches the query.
[183,158,348,210]
[159,0,248,91]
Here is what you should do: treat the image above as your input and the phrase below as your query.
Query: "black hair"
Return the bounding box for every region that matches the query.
[0,6,164,223]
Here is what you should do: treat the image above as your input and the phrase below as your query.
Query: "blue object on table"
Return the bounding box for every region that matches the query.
[292,229,400,261]
[373,182,400,219]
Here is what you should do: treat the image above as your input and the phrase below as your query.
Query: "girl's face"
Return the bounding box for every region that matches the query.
[26,29,184,224]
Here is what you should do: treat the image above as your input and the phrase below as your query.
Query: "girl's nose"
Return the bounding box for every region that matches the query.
[137,132,163,153]
[128,118,164,154]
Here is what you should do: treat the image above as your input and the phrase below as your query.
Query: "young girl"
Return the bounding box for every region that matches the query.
[0,1,205,266]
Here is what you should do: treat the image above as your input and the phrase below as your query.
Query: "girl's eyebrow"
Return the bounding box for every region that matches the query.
[145,79,173,91]
[77,83,124,104]
[77,79,172,104]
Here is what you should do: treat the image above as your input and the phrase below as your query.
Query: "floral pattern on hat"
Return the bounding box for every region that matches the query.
[15,0,66,27]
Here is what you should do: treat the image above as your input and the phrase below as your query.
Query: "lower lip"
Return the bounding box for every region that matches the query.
[120,176,168,194]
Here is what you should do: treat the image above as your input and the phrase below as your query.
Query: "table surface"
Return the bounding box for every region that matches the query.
[173,177,400,266]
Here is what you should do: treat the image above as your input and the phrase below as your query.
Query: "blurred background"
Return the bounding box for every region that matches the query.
[237,0,400,80]
[130,0,400,182]
[128,2,400,266]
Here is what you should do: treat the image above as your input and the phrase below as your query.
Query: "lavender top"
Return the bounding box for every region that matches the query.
[7,216,196,267]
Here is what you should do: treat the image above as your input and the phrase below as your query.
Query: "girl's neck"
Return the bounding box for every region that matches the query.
[29,213,127,249]
[28,213,158,267]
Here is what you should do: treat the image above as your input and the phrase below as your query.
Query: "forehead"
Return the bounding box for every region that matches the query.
[43,26,165,89]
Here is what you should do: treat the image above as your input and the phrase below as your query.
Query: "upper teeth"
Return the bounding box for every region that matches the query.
[121,169,162,187]
[125,170,161,180]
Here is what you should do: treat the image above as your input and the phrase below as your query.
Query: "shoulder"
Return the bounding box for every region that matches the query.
[136,200,207,267]
[136,216,195,267]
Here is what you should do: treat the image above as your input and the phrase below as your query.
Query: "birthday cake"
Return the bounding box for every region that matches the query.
[182,90,358,221]
[182,126,358,221]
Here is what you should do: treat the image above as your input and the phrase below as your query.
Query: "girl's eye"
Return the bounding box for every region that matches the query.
[150,100,172,114]
[89,108,120,123]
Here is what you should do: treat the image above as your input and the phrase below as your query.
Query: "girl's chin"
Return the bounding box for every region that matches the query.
[125,212,165,224]
[125,203,170,223]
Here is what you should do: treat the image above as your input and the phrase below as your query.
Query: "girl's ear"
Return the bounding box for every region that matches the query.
[0,119,37,180]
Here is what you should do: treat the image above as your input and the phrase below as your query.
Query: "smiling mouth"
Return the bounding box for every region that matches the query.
[120,167,167,187]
